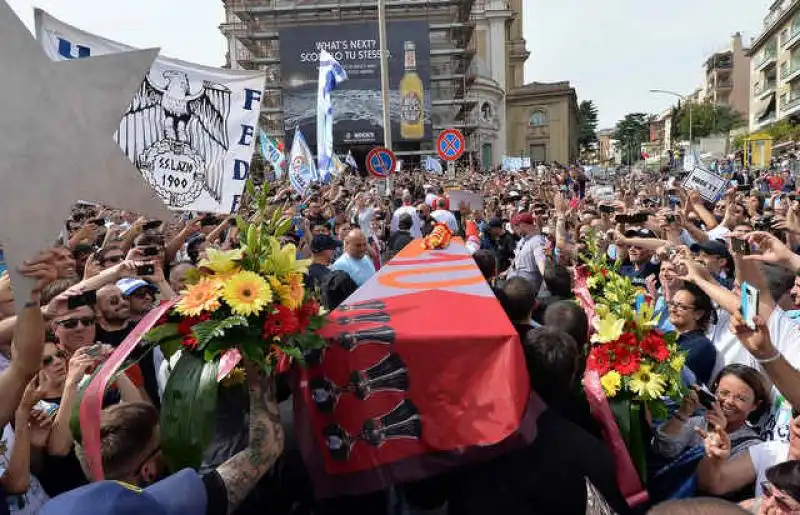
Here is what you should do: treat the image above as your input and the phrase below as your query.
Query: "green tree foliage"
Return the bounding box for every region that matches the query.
[613,113,650,165]
[673,102,745,141]
[578,100,599,153]
[764,119,800,143]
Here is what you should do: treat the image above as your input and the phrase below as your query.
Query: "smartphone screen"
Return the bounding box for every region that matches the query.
[731,237,750,255]
[741,282,759,330]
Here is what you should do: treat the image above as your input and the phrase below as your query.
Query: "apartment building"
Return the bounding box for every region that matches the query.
[704,32,750,117]
[749,0,800,131]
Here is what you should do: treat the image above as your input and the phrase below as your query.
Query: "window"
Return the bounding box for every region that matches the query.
[480,102,494,122]
[529,109,548,127]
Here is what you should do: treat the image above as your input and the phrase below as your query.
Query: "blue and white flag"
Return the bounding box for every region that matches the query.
[288,127,317,194]
[424,155,443,175]
[345,150,358,170]
[316,49,348,183]
[331,153,347,177]
[259,130,285,179]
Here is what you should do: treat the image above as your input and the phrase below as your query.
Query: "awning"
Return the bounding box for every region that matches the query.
[757,93,776,121]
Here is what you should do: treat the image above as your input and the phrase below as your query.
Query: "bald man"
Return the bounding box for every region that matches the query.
[330,229,376,286]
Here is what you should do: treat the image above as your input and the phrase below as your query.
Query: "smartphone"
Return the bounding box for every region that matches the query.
[136,264,155,276]
[741,281,759,330]
[91,218,106,226]
[142,220,162,231]
[599,204,616,214]
[200,217,218,227]
[696,383,718,410]
[67,290,97,310]
[141,246,159,257]
[730,237,750,255]
[665,214,676,224]
[736,184,750,192]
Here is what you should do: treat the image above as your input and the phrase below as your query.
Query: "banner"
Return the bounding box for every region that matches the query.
[36,9,265,214]
[317,49,348,182]
[280,22,431,147]
[682,166,727,202]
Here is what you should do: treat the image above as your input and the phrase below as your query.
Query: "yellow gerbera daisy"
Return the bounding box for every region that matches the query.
[222,271,272,316]
[281,273,306,309]
[175,278,223,316]
[600,371,622,398]
[629,365,667,400]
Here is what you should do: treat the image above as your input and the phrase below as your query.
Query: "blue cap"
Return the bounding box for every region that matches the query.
[116,277,159,297]
[40,468,207,515]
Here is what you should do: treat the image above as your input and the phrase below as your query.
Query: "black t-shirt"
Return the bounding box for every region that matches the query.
[97,320,160,408]
[202,470,228,515]
[405,408,631,515]
[95,321,136,348]
[305,263,331,292]
[387,231,414,253]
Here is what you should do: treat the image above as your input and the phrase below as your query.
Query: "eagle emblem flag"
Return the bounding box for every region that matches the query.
[35,9,265,214]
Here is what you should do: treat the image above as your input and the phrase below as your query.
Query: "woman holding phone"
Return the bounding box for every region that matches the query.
[653,364,768,461]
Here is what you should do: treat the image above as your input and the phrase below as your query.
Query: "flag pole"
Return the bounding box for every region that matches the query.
[377,0,392,151]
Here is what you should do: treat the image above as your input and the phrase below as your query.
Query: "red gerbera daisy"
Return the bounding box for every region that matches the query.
[641,334,670,362]
[263,305,300,338]
[296,299,320,330]
[612,343,641,376]
[587,345,613,376]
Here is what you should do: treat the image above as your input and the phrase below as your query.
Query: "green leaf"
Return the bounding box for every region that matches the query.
[191,316,249,349]
[245,178,256,198]
[274,217,293,237]
[143,323,180,344]
[160,352,219,472]
[235,215,249,235]
[160,336,183,360]
[280,345,305,365]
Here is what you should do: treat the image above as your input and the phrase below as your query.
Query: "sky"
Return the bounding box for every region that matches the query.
[6,0,775,129]
[523,0,773,128]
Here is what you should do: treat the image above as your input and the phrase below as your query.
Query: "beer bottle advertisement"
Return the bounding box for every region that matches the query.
[399,40,424,140]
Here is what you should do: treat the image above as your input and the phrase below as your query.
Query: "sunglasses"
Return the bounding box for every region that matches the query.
[54,317,95,329]
[43,350,67,366]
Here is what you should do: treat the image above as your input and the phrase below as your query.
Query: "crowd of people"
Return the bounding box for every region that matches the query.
[3,161,800,514]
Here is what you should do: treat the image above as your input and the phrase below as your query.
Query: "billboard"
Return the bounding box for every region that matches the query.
[280,21,431,147]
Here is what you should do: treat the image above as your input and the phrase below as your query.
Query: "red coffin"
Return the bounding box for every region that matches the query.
[295,239,530,489]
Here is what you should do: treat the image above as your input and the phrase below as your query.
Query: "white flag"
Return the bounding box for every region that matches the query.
[316,49,347,183]
[35,9,265,214]
[288,127,317,194]
[345,150,358,170]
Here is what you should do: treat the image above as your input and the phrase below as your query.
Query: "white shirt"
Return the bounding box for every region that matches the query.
[357,207,375,238]
[709,307,800,442]
[431,209,458,233]
[425,192,438,206]
[1,424,49,514]
[749,440,790,498]
[706,225,730,241]
[391,205,422,238]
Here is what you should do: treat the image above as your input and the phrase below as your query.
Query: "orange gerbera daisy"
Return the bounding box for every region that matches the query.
[175,278,223,316]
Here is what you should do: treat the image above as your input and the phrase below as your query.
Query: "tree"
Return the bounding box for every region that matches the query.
[673,101,745,141]
[578,100,599,154]
[613,113,650,166]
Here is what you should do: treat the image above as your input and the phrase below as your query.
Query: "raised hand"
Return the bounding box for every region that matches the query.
[695,423,731,461]
[745,231,795,266]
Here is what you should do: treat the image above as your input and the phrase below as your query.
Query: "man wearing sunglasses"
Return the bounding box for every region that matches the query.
[51,305,96,355]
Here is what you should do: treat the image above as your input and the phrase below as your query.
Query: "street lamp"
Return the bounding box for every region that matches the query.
[649,89,693,150]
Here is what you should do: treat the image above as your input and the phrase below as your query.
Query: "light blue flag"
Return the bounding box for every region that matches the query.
[288,127,317,194]
[316,49,348,183]
[259,130,285,179]
[424,155,443,175]
[331,153,346,177]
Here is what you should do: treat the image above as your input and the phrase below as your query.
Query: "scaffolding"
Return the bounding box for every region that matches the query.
[220,0,477,152]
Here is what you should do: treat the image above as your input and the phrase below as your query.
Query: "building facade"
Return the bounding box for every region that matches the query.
[219,0,536,167]
[505,81,580,164]
[704,32,750,117]
[749,0,800,132]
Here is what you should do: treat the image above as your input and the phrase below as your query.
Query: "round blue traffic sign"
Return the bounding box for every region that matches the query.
[437,128,465,162]
[366,147,396,178]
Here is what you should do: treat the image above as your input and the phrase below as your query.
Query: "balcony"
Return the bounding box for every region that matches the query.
[784,24,800,48]
[754,80,777,97]
[781,58,800,80]
[755,47,778,70]
[782,92,800,112]
[715,79,733,90]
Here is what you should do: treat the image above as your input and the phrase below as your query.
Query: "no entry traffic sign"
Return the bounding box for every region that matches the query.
[437,128,465,162]
[366,147,396,178]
